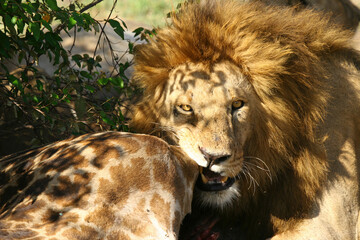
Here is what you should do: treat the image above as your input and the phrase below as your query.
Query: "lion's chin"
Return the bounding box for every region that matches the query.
[195,181,241,209]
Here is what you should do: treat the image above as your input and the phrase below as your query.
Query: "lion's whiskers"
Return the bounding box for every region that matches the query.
[240,164,259,195]
[243,156,272,183]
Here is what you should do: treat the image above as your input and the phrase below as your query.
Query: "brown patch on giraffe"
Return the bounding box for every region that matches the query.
[15,223,27,228]
[121,216,144,236]
[40,147,88,173]
[139,135,169,156]
[96,158,151,205]
[46,175,91,207]
[0,173,50,215]
[0,221,11,230]
[150,192,171,231]
[136,197,146,212]
[173,210,181,232]
[1,228,39,239]
[85,205,115,230]
[39,144,70,162]
[6,199,47,221]
[107,230,131,240]
[152,155,186,209]
[96,177,129,207]
[79,133,142,169]
[62,225,100,240]
[44,211,79,235]
[86,143,122,169]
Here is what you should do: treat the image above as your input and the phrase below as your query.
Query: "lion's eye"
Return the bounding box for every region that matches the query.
[232,100,244,109]
[179,104,193,112]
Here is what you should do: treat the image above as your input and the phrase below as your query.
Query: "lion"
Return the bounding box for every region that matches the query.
[129,1,360,239]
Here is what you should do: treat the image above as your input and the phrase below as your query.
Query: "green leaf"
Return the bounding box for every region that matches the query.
[80,71,92,79]
[100,111,115,126]
[36,79,44,91]
[128,42,134,54]
[29,22,41,41]
[17,18,25,34]
[68,17,77,29]
[120,19,128,29]
[97,78,109,86]
[4,15,16,35]
[11,16,18,24]
[133,27,144,37]
[85,85,95,93]
[108,19,124,39]
[8,75,23,91]
[33,95,40,103]
[44,32,59,47]
[21,3,36,13]
[72,54,82,67]
[109,77,124,88]
[41,19,52,31]
[45,0,59,11]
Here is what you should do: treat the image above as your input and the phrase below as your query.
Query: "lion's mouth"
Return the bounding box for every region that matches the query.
[196,167,235,191]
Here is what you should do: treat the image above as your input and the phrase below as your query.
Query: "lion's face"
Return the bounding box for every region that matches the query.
[157,61,258,206]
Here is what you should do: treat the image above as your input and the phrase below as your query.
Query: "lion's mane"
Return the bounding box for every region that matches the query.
[130,0,359,235]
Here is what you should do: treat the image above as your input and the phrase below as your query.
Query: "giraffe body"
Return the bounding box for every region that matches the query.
[0,132,198,239]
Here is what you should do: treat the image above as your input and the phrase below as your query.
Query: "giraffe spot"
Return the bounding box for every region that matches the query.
[14,223,26,228]
[140,135,169,155]
[8,200,46,221]
[42,209,64,223]
[62,225,100,240]
[46,173,92,207]
[107,231,131,240]
[4,228,39,239]
[152,154,187,209]
[173,210,183,233]
[40,146,63,161]
[44,212,79,235]
[16,171,35,191]
[121,216,143,235]
[150,193,171,231]
[85,205,116,230]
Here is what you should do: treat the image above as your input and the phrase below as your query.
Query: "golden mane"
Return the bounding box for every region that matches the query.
[132,1,353,133]
[130,0,358,233]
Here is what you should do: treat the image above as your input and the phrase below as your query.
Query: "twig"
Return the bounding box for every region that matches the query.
[79,0,104,13]
[54,0,104,34]
[69,25,77,53]
[92,0,118,57]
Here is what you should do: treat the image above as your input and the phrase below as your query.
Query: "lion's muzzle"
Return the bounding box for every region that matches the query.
[196,166,236,191]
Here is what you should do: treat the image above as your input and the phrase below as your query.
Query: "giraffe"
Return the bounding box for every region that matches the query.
[0,132,198,240]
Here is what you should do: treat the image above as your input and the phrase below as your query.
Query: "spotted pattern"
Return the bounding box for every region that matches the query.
[0,132,198,240]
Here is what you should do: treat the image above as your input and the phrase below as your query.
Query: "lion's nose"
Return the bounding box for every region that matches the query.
[199,147,232,167]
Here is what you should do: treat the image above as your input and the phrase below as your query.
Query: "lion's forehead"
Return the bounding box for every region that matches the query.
[167,62,252,104]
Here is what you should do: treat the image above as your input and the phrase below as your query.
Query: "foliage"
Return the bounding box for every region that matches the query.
[0,0,152,154]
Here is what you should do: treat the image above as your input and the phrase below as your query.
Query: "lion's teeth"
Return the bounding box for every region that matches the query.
[221,176,229,183]
[201,173,209,184]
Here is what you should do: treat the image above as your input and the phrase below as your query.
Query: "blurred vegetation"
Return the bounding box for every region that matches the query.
[0,0,159,156]
[63,0,182,27]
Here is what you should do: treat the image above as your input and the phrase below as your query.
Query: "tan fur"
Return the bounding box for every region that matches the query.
[130,1,360,239]
[0,132,198,240]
